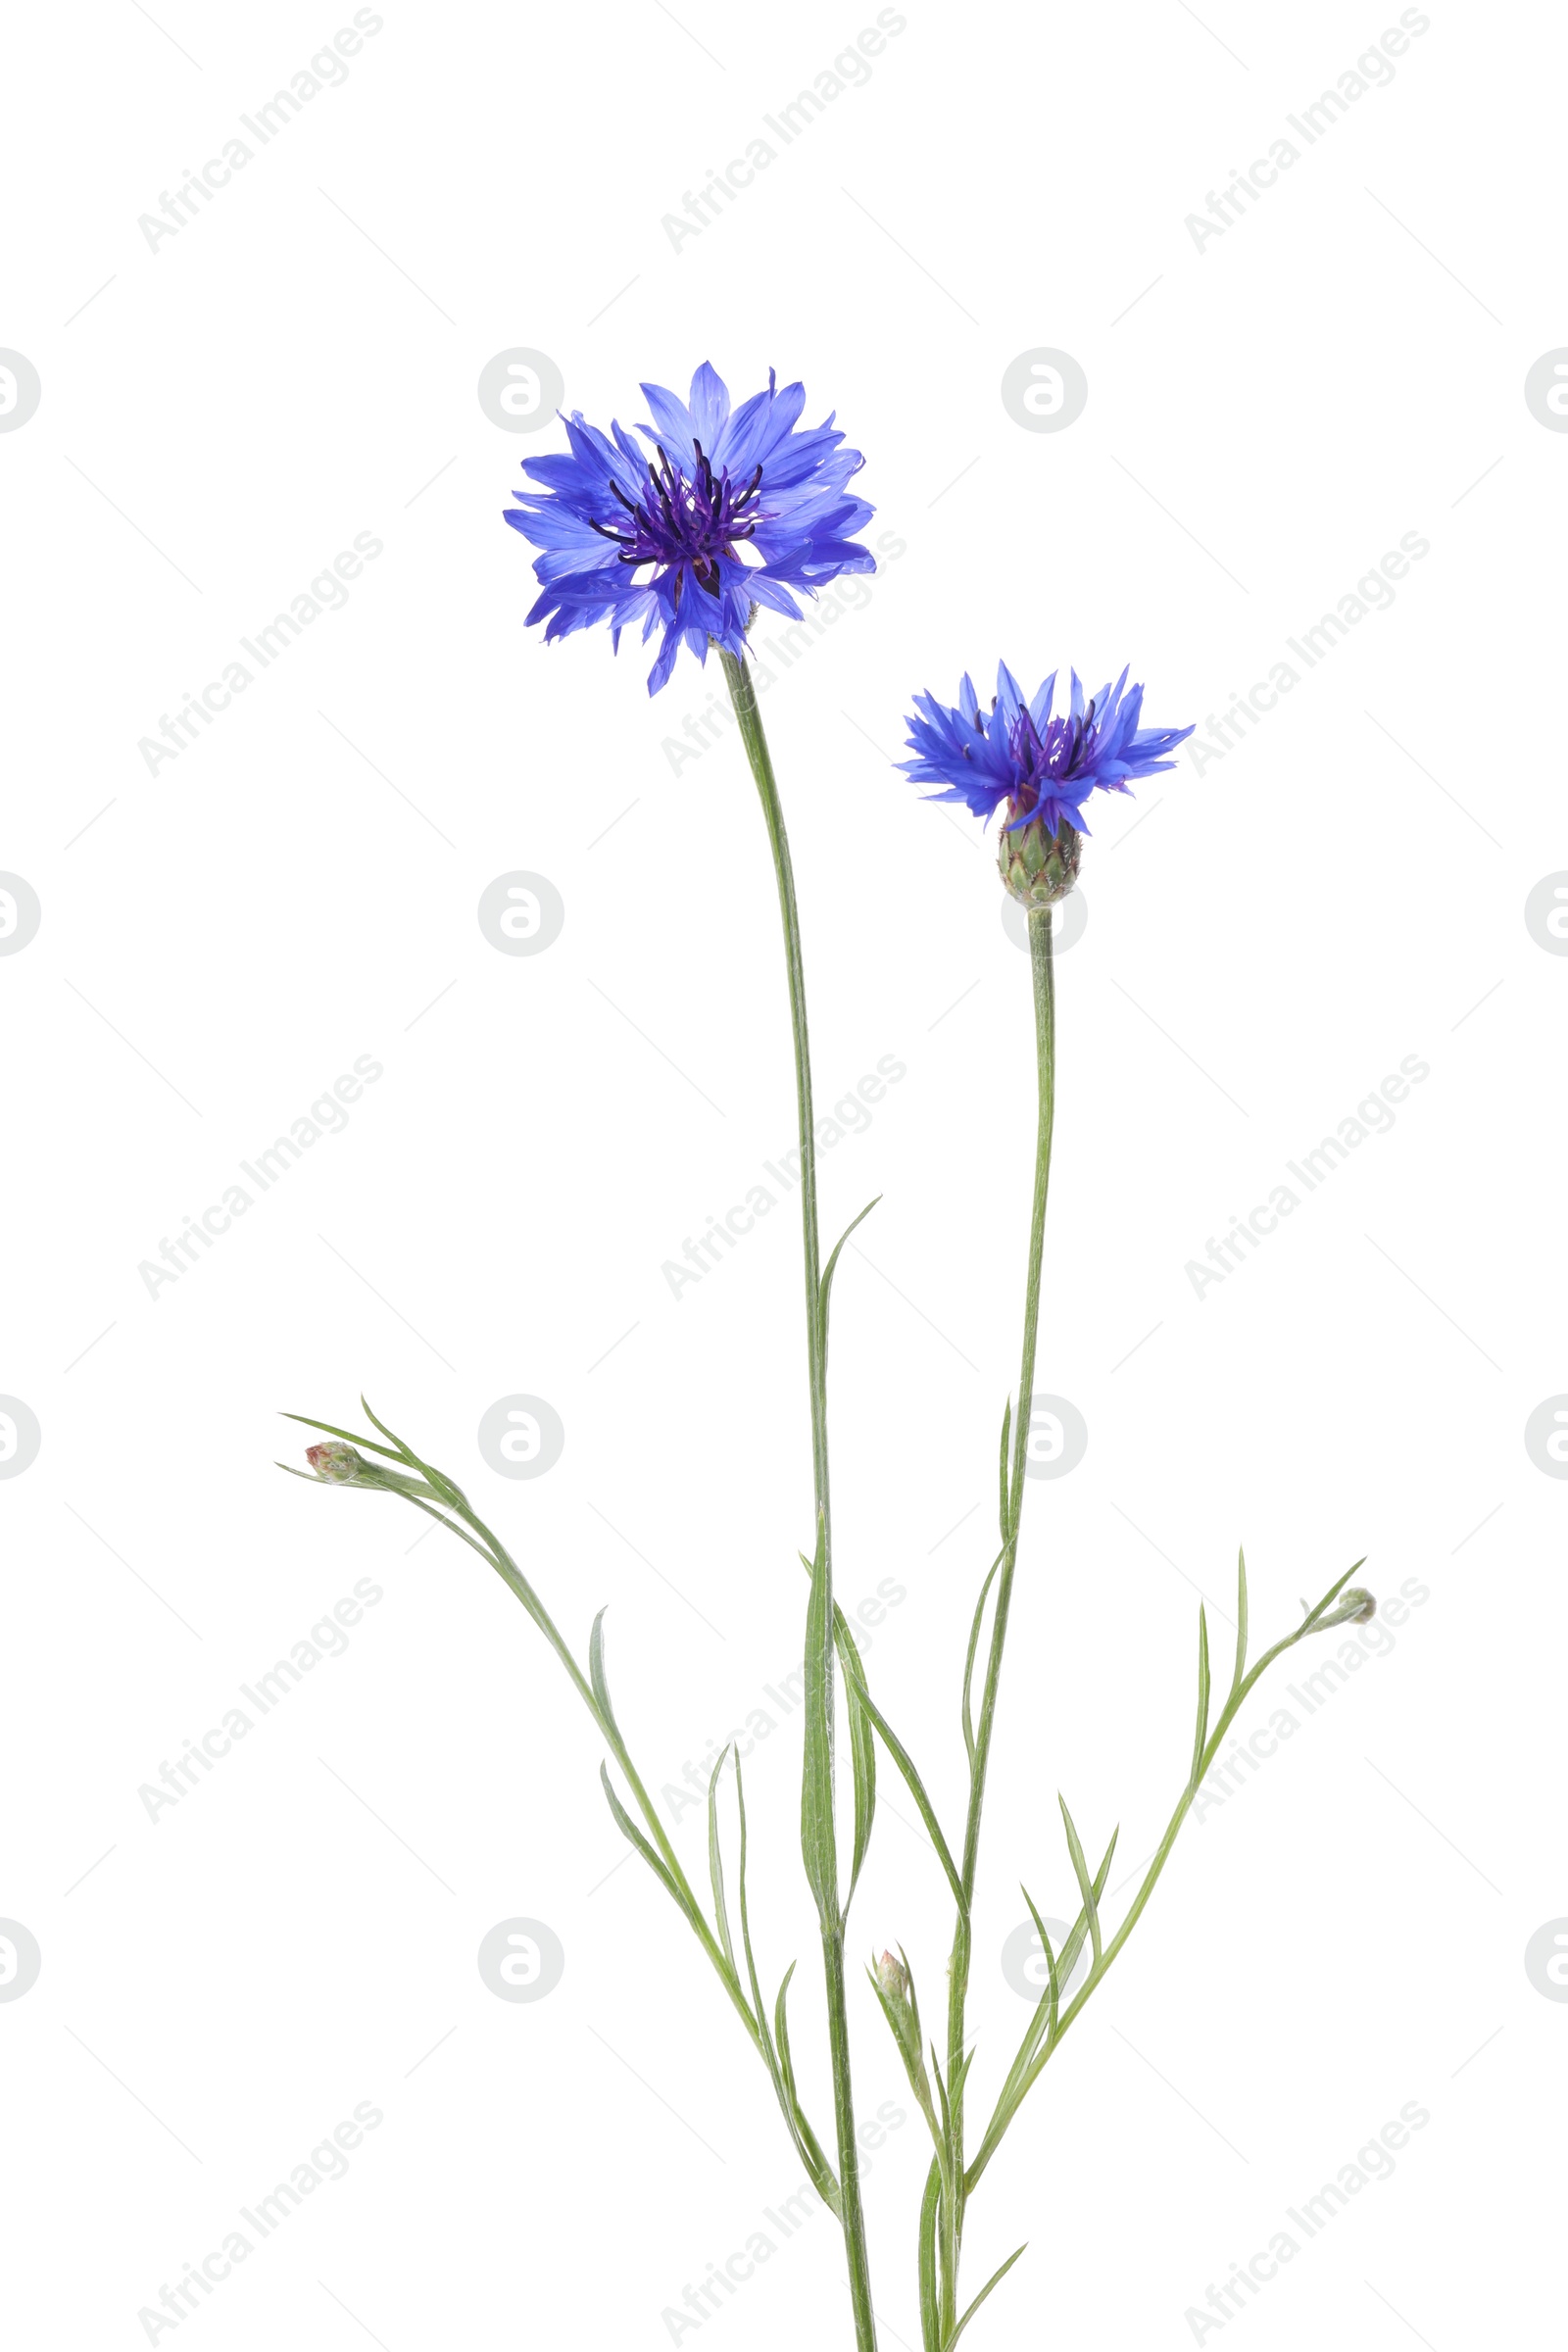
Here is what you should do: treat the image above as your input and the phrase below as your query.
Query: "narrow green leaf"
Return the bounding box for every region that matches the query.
[1052,1824,1117,1993]
[600,1761,684,1910]
[731,1757,841,2219]
[998,1396,1013,1542]
[930,2041,953,2144]
[733,1754,771,2046]
[961,1555,1003,1765]
[1057,1794,1102,1971]
[589,1606,618,1735]
[817,1197,881,1369]
[917,2160,943,2352]
[834,1603,876,1917]
[845,1671,967,1918]
[707,1745,736,1978]
[280,1411,408,1466]
[945,2243,1027,2349]
[800,1520,839,1931]
[1189,1604,1211,1790]
[1018,1885,1060,2055]
[360,1396,471,1511]
[774,1961,803,2107]
[358,1396,421,1463]
[1233,1545,1249,1694]
[790,1552,878,1919]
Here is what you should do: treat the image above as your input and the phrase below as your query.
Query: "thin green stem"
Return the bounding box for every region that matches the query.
[940,903,1056,2335]
[721,646,877,2352]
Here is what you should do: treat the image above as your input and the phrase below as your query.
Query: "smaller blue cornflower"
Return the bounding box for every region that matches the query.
[900,662,1194,906]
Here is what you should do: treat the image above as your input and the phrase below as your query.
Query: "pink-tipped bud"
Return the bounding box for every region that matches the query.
[875,1949,909,2001]
[307,1441,365,1484]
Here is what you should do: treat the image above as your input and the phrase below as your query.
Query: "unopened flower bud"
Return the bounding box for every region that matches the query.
[1304,1585,1377,1631]
[307,1441,366,1484]
[875,1949,908,2002]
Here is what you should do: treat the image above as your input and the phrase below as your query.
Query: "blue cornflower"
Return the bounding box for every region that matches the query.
[900,662,1194,837]
[504,362,875,694]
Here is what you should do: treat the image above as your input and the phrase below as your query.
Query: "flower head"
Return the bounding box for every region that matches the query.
[504,362,875,694]
[899,662,1194,839]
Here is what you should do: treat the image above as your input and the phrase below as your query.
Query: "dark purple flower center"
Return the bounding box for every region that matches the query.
[994,702,1097,819]
[589,442,763,602]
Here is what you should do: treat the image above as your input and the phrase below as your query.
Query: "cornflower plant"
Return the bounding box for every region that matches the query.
[283,364,1376,2351]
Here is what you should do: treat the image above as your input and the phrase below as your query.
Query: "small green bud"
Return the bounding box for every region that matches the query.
[1304,1585,1376,1630]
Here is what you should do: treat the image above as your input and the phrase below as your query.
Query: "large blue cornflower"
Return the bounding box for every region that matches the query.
[899,662,1194,838]
[504,362,875,694]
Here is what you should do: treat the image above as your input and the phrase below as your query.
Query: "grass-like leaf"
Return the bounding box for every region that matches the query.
[835,1600,876,1917]
[707,1745,736,1978]
[600,1761,684,1911]
[1233,1545,1250,1693]
[998,1396,1013,1542]
[961,1554,1003,1767]
[945,2242,1027,2349]
[817,1197,881,1371]
[734,1754,842,2220]
[280,1411,408,1466]
[1189,1604,1210,1791]
[1057,1795,1102,1970]
[589,1606,618,1736]
[1018,1886,1060,2055]
[917,2160,942,2352]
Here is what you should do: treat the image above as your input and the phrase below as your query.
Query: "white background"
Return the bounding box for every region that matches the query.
[3,1,1563,2345]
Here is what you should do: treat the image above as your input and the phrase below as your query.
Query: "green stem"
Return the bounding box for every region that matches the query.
[721,646,877,2352]
[941,903,1056,2336]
